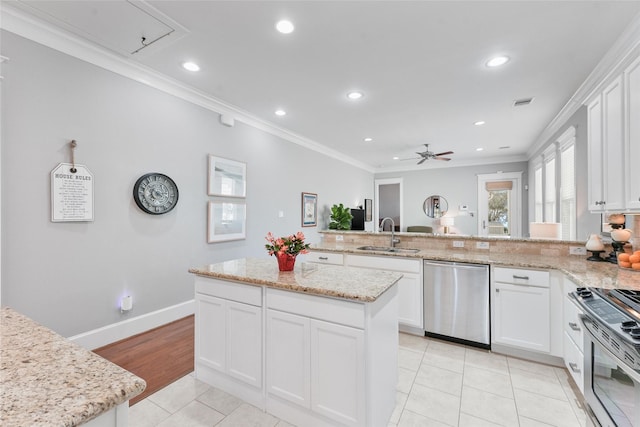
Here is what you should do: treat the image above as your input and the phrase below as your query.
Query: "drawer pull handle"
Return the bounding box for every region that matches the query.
[569,362,581,373]
[513,275,530,280]
[568,322,581,331]
[318,257,329,260]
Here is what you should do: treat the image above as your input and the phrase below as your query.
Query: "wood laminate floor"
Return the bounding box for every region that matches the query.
[93,315,194,405]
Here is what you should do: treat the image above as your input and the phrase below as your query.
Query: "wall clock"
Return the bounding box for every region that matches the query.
[133,173,179,215]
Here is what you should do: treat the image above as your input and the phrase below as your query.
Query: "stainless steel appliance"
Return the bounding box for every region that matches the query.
[571,287,640,427]
[423,260,490,349]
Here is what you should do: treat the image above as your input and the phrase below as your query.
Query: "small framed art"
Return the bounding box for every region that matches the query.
[302,192,317,227]
[208,155,246,198]
[207,200,246,242]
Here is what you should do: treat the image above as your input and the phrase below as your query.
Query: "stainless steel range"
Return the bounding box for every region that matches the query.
[571,287,640,426]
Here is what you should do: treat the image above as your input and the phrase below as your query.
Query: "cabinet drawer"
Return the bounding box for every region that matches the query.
[346,254,421,273]
[266,288,364,329]
[494,267,549,287]
[306,251,344,265]
[563,331,584,394]
[195,277,262,306]
[564,295,584,352]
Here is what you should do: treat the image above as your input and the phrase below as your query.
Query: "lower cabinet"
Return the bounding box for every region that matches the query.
[267,308,365,425]
[492,267,551,353]
[563,277,585,394]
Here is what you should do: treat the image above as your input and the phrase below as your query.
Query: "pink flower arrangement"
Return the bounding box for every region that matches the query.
[265,231,311,257]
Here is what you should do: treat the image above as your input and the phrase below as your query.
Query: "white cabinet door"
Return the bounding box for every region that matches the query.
[602,75,626,211]
[588,95,605,211]
[196,294,226,371]
[493,282,550,353]
[396,272,423,329]
[626,56,640,210]
[311,319,365,426]
[226,301,262,388]
[266,309,310,408]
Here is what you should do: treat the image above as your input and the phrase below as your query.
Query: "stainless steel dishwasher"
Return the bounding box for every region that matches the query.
[423,260,490,349]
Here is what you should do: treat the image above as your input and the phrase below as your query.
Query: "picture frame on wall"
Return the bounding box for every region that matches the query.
[207,200,246,242]
[208,155,246,198]
[302,192,317,227]
[364,198,372,222]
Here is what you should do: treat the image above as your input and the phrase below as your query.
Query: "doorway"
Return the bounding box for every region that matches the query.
[375,178,403,232]
[477,172,522,238]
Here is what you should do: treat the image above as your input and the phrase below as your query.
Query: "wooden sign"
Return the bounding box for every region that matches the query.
[51,162,94,222]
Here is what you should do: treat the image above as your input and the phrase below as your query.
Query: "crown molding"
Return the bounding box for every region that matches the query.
[0,4,375,174]
[526,11,640,159]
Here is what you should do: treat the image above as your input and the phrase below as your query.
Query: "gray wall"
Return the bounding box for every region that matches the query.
[527,106,600,241]
[1,32,373,336]
[376,162,528,236]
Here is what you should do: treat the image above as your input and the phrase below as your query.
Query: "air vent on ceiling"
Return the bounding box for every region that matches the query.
[514,98,534,107]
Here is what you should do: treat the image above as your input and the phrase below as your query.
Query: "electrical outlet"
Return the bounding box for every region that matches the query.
[335,235,344,241]
[476,241,490,250]
[278,210,284,218]
[452,241,464,248]
[569,246,587,255]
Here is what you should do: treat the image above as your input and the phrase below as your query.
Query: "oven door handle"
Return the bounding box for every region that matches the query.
[581,316,640,383]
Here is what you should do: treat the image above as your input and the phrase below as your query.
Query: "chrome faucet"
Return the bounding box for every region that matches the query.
[380,217,400,248]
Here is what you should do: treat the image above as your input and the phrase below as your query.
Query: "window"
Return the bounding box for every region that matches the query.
[559,129,576,240]
[534,164,543,222]
[544,154,556,222]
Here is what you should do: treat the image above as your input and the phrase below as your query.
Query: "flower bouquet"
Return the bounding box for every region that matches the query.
[265,231,311,271]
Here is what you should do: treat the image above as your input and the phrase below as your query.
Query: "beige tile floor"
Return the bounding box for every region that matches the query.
[129,333,587,427]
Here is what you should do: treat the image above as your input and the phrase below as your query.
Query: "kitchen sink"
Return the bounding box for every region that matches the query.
[356,246,421,253]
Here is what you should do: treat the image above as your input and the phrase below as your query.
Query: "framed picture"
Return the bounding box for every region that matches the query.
[301,192,317,227]
[208,155,246,198]
[207,200,246,242]
[364,198,372,222]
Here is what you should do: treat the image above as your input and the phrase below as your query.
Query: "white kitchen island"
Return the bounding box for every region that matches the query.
[188,258,402,427]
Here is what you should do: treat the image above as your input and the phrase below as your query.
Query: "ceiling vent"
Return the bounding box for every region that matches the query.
[514,98,534,107]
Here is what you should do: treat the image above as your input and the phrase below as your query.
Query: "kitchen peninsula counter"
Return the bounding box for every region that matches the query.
[1,307,146,427]
[310,241,640,290]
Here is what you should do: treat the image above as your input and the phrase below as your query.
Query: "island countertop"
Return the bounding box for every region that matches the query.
[1,307,146,427]
[188,258,403,302]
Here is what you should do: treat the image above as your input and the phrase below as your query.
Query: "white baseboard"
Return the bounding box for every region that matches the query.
[68,300,195,350]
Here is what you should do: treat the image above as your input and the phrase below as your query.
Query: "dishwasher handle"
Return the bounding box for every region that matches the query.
[424,260,488,270]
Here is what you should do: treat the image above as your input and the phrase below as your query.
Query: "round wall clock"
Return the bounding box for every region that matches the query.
[133,173,179,215]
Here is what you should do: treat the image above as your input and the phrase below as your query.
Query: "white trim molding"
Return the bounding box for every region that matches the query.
[68,299,195,350]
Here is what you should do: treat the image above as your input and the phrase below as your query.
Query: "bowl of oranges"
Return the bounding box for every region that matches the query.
[617,251,640,271]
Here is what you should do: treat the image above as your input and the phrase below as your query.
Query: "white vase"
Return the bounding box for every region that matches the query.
[585,234,605,251]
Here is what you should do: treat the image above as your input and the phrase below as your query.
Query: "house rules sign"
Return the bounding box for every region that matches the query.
[51,162,94,222]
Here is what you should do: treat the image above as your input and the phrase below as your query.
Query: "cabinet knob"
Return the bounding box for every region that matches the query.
[568,322,581,331]
[319,257,328,260]
[569,362,581,373]
[495,288,500,293]
[513,275,529,280]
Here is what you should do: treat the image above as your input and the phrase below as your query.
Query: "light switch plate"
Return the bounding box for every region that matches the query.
[569,246,587,255]
[335,235,344,241]
[452,241,464,248]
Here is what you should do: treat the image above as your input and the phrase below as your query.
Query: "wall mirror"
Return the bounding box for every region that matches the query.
[423,195,447,218]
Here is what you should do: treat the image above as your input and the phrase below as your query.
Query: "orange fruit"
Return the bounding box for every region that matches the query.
[619,261,632,268]
[629,254,640,264]
[632,263,640,271]
[619,253,631,262]
[635,250,640,255]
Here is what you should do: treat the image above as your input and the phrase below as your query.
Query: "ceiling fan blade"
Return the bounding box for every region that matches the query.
[434,157,451,161]
[435,151,454,156]
[417,158,427,165]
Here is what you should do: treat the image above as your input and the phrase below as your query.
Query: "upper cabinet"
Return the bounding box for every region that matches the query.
[588,54,640,213]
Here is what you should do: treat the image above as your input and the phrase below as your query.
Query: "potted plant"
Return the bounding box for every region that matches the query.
[329,203,353,230]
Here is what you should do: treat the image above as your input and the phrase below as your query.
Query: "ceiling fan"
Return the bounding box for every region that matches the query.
[403,144,454,164]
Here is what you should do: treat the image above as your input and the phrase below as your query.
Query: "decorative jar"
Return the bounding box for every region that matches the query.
[276,253,297,271]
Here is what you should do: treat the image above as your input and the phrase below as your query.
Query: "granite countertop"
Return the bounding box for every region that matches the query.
[310,242,640,290]
[189,258,403,302]
[1,307,146,427]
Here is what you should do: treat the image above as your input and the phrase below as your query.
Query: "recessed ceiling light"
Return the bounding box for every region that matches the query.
[393,156,399,160]
[474,121,486,126]
[182,62,200,72]
[364,137,373,142]
[275,109,287,116]
[347,91,364,100]
[276,20,295,34]
[476,148,484,152]
[486,56,510,67]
